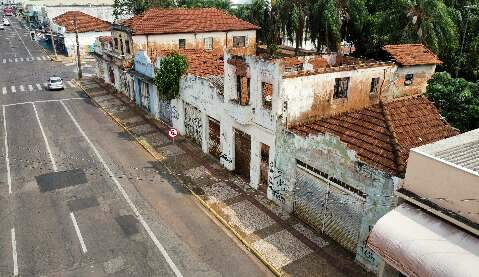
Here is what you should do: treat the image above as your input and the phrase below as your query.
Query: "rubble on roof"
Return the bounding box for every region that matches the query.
[290,95,458,176]
[53,11,111,33]
[98,36,112,43]
[383,44,442,66]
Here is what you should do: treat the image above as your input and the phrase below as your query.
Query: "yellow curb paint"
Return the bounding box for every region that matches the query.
[74,79,283,276]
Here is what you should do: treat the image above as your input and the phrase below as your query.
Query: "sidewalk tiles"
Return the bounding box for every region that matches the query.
[76,77,371,277]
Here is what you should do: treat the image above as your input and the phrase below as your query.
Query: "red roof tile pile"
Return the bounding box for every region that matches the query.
[53,11,111,33]
[119,8,259,35]
[98,36,112,43]
[383,44,442,66]
[153,49,224,77]
[290,96,458,176]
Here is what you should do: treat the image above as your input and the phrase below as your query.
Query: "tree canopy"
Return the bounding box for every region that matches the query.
[426,72,479,132]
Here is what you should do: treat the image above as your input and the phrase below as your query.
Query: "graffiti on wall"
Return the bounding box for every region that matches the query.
[268,161,287,204]
[119,71,131,97]
[158,100,172,125]
[184,103,202,146]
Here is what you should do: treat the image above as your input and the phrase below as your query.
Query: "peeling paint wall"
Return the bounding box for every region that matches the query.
[112,30,133,58]
[271,125,398,273]
[282,66,395,124]
[131,30,256,56]
[382,65,436,100]
[184,102,203,146]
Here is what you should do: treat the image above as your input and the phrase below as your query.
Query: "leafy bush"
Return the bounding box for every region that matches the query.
[426,72,479,132]
[153,52,188,101]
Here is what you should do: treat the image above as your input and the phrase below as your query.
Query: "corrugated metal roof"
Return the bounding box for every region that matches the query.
[434,140,479,173]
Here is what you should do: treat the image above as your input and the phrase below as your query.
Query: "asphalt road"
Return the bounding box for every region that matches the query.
[0,15,273,277]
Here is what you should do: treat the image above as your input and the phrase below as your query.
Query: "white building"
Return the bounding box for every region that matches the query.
[368,129,479,277]
[51,11,111,56]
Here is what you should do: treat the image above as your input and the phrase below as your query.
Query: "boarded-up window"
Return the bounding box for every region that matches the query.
[370,77,380,95]
[233,36,246,48]
[179,39,186,49]
[204,37,213,50]
[334,77,349,99]
[262,82,273,109]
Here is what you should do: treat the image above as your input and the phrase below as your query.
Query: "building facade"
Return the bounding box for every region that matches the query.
[51,11,111,56]
[92,10,458,273]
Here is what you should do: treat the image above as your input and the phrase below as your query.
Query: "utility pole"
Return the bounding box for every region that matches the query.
[74,16,82,79]
[49,26,58,60]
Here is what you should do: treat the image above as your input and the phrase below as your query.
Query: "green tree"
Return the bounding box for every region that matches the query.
[308,0,341,51]
[153,52,189,100]
[176,0,232,10]
[426,72,479,132]
[113,0,176,18]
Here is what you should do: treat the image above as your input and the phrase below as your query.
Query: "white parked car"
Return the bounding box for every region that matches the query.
[47,77,64,90]
[0,24,4,30]
[3,18,10,26]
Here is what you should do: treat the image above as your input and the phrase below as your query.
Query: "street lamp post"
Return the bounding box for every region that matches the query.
[73,16,82,79]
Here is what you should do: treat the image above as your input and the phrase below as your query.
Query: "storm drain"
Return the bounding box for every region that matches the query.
[35,169,88,192]
[68,196,99,212]
[115,215,139,236]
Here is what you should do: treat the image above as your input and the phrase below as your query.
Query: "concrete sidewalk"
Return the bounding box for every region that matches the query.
[75,77,371,277]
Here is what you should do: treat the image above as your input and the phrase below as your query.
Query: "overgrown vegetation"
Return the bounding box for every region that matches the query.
[426,72,479,132]
[153,52,188,101]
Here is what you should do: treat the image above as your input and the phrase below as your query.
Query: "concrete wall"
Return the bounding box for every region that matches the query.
[131,30,257,56]
[382,65,436,100]
[111,30,134,58]
[63,31,110,56]
[404,149,479,224]
[282,65,394,124]
[271,126,400,273]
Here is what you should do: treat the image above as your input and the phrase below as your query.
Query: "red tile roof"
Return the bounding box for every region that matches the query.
[383,44,442,66]
[53,11,111,33]
[290,96,458,176]
[152,49,224,77]
[119,8,259,35]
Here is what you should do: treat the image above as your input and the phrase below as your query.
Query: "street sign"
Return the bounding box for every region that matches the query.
[168,128,178,139]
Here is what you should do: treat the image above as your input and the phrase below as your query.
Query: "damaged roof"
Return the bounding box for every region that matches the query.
[153,49,224,77]
[383,44,442,66]
[290,96,458,176]
[98,36,112,43]
[53,11,111,33]
[119,8,259,35]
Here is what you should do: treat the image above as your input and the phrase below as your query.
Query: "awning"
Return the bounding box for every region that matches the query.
[367,203,479,277]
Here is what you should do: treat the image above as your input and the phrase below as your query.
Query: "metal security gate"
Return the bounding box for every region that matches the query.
[158,100,172,125]
[294,165,365,252]
[184,103,202,146]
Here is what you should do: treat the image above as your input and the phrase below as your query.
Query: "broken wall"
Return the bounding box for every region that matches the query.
[282,65,394,124]
[271,125,400,273]
[382,65,436,100]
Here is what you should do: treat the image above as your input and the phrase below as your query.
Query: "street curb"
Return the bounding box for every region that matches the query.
[73,79,284,277]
